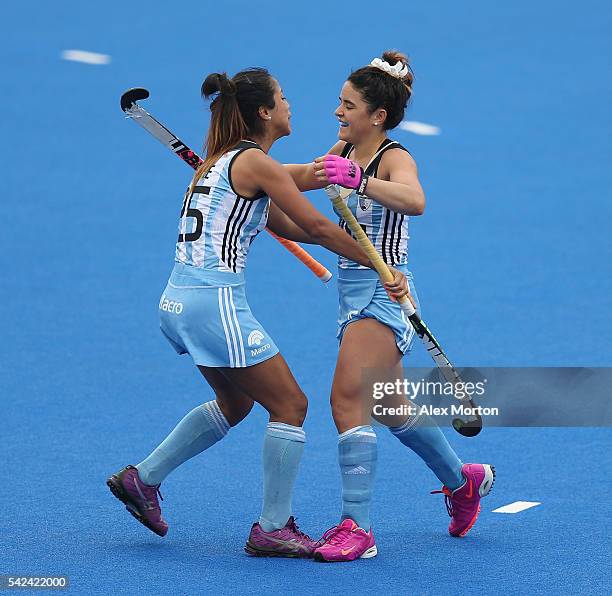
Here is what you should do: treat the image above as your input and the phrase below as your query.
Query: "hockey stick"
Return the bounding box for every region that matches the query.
[120,88,332,284]
[325,185,482,437]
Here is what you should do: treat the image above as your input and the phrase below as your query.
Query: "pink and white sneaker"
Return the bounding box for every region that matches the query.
[314,519,377,562]
[431,463,496,537]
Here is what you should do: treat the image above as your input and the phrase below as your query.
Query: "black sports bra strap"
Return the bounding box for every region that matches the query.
[365,140,405,176]
[340,142,354,158]
[228,141,266,200]
[235,139,263,152]
[339,139,408,177]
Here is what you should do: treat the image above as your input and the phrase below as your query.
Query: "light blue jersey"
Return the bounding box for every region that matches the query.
[176,140,270,274]
[333,139,418,355]
[333,139,410,270]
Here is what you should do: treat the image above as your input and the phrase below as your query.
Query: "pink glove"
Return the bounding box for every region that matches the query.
[322,154,366,191]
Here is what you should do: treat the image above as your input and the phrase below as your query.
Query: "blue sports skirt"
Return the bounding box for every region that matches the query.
[337,264,420,355]
[159,262,279,368]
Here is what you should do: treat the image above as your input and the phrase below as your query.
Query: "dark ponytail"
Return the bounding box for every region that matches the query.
[190,68,276,191]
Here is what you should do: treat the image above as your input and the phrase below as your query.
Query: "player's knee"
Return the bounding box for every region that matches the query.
[330,388,366,430]
[215,395,254,427]
[330,394,350,425]
[271,391,307,427]
[289,391,308,426]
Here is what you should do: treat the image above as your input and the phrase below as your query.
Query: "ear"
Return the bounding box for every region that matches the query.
[371,108,387,127]
[258,105,272,121]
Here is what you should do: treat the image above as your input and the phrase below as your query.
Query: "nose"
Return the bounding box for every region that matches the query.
[334,105,342,118]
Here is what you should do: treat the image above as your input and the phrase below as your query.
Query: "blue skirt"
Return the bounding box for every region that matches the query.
[337,265,420,355]
[159,263,279,368]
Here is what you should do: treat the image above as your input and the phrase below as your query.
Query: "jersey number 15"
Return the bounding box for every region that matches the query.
[178,186,209,243]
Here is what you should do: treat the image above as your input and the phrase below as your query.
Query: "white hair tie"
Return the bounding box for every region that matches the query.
[370,58,409,79]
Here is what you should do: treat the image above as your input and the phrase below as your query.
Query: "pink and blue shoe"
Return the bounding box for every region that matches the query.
[432,463,496,537]
[314,519,377,562]
[245,516,318,558]
[107,465,168,537]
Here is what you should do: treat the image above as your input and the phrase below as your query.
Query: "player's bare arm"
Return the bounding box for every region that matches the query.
[284,141,345,191]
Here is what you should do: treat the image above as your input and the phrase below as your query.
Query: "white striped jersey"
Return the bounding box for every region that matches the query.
[334,139,410,270]
[175,141,270,273]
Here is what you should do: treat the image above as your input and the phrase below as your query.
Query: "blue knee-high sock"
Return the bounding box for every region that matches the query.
[259,423,306,532]
[137,400,230,486]
[390,413,464,490]
[339,425,377,531]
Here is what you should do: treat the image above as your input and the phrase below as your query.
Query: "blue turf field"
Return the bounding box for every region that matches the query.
[2,1,612,594]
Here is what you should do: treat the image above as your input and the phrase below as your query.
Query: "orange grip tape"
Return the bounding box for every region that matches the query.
[265,229,332,283]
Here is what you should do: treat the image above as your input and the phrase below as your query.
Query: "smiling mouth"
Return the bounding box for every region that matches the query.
[338,121,349,128]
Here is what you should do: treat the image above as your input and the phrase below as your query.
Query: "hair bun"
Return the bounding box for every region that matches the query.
[381,50,408,68]
[381,50,413,85]
[201,73,237,99]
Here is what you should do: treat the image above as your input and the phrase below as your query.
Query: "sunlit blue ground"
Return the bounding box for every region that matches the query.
[2,1,611,594]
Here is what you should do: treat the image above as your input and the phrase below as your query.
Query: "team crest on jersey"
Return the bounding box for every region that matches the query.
[248,330,265,346]
[358,194,372,211]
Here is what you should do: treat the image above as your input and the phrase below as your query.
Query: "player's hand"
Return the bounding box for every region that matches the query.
[313,155,364,189]
[384,267,416,307]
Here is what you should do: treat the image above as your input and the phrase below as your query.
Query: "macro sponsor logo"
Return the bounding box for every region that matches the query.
[159,294,183,314]
[250,344,271,357]
[248,330,265,346]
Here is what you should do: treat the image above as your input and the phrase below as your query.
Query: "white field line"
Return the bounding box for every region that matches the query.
[492,501,541,514]
[398,120,441,136]
[61,50,111,65]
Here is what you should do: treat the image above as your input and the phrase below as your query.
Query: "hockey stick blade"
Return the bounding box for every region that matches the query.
[409,314,483,437]
[121,88,150,112]
[452,416,483,437]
